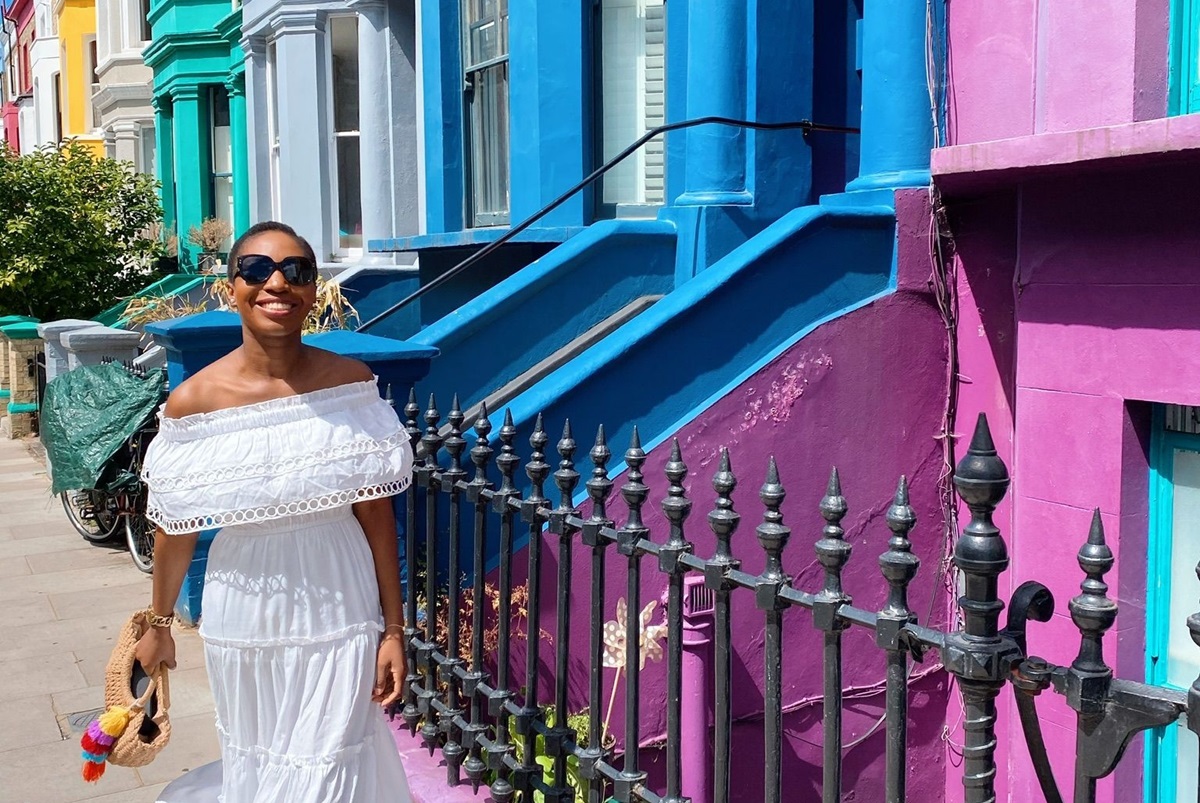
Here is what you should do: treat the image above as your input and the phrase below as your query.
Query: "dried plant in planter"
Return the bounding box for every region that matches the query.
[121,293,212,327]
[186,218,233,255]
[208,275,360,334]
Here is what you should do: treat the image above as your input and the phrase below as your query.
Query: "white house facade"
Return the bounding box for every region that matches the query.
[94,0,154,170]
[240,0,419,264]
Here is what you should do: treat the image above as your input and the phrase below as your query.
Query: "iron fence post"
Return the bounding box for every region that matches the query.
[401,389,422,733]
[877,476,919,803]
[703,448,741,803]
[418,395,443,754]
[754,457,790,803]
[580,425,614,803]
[944,414,1020,803]
[440,396,468,783]
[462,403,493,792]
[546,421,581,803]
[659,440,695,803]
[615,428,650,802]
[487,410,521,803]
[812,468,850,803]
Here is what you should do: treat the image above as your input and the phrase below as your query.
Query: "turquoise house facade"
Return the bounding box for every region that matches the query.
[144,0,248,269]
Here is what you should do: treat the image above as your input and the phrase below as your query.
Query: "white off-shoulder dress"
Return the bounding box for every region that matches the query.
[141,379,415,803]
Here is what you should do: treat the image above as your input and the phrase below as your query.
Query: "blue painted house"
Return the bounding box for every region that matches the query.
[155,2,956,798]
[360,0,935,483]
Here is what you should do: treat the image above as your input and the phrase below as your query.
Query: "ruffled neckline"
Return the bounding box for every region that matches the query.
[157,378,388,440]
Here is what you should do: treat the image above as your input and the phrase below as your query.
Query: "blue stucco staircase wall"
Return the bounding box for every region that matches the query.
[413,203,897,575]
[409,219,678,415]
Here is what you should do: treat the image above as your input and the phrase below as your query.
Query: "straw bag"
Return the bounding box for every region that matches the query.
[81,610,172,781]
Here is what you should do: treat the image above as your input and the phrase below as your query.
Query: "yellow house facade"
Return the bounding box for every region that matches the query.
[54,0,104,155]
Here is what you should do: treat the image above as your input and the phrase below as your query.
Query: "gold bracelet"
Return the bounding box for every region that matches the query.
[145,609,175,628]
[383,623,405,633]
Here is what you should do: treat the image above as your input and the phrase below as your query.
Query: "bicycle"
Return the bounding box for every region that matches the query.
[58,421,157,573]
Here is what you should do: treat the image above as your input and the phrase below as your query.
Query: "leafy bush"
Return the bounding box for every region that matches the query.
[0,142,164,320]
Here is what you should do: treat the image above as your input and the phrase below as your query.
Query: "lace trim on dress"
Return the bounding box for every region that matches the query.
[143,433,410,492]
[201,621,383,649]
[155,379,385,440]
[147,477,412,535]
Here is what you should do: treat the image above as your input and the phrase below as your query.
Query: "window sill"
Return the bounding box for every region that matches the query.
[932,114,1200,195]
[369,225,586,253]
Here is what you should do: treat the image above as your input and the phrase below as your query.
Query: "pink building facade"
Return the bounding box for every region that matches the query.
[1,0,34,151]
[936,1,1200,801]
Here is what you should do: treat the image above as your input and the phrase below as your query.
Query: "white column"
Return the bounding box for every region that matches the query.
[111,120,139,164]
[272,11,334,261]
[241,35,272,224]
[385,0,420,250]
[348,0,392,262]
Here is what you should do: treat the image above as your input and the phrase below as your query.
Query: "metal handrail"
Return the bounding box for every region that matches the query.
[356,115,860,332]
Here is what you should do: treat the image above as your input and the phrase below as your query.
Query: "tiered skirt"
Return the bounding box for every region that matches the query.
[198,507,411,803]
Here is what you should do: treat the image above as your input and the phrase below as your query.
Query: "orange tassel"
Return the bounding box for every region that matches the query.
[82,760,106,783]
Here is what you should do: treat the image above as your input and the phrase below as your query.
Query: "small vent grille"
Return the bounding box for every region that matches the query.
[685,582,716,617]
[1165,405,1200,435]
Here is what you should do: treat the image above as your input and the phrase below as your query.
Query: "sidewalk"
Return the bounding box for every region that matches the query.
[0,436,219,803]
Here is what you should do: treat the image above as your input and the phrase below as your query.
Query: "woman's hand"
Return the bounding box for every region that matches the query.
[373,635,409,708]
[135,626,177,674]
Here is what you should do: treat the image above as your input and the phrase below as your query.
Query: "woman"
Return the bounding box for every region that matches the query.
[135,221,414,802]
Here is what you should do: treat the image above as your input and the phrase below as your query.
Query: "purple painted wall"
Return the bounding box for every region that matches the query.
[473,191,953,801]
[946,160,1200,802]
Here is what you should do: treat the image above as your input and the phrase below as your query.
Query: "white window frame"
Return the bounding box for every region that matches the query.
[327,13,362,257]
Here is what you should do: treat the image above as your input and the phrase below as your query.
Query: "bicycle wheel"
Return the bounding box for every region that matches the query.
[125,510,154,574]
[60,490,121,543]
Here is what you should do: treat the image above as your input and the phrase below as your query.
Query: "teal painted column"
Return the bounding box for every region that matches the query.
[170,84,210,269]
[153,95,177,233]
[678,0,749,205]
[226,76,250,235]
[846,0,933,191]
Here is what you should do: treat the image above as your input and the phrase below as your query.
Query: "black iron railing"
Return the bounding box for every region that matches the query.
[356,116,858,334]
[396,393,1200,803]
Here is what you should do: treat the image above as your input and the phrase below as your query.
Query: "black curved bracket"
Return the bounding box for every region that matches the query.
[1002,580,1056,655]
[1002,582,1065,803]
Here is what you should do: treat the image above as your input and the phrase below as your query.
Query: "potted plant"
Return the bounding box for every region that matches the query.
[186,217,233,274]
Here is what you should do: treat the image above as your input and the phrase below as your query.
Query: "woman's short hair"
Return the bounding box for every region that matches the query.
[227,221,319,279]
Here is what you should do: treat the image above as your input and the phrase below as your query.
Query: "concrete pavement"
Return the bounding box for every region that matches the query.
[0,435,219,803]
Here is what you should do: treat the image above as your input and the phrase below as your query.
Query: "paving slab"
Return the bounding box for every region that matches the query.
[0,437,219,802]
[0,730,144,803]
[0,694,67,752]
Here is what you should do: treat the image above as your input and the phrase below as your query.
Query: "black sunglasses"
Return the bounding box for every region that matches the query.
[234,254,318,286]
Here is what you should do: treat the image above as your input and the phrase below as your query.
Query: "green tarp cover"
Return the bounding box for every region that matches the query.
[41,363,167,495]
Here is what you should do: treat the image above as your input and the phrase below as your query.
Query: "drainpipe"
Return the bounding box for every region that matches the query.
[681,575,716,803]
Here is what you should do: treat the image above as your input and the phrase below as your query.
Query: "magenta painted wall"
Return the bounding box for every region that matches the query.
[946,0,1169,145]
[948,163,1200,802]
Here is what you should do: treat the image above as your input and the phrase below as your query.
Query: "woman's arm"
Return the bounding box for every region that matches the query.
[134,529,199,673]
[353,496,408,706]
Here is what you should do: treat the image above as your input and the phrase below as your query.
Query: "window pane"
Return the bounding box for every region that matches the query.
[1170,448,1200,796]
[330,16,359,133]
[337,135,362,249]
[212,176,235,251]
[211,88,232,174]
[599,0,665,208]
[140,126,156,174]
[469,62,509,225]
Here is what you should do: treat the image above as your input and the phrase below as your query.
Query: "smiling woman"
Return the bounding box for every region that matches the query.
[132,220,416,803]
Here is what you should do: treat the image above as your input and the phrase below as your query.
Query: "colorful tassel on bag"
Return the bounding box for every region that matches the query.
[80,706,130,783]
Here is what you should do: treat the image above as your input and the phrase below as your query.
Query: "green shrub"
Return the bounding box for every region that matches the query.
[0,142,164,320]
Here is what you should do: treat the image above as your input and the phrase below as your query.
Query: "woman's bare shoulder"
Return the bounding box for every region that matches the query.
[162,358,239,419]
[305,348,374,387]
